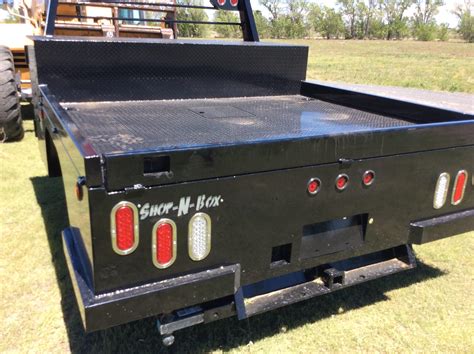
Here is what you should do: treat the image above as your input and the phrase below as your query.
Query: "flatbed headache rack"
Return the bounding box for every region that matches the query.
[28,0,474,347]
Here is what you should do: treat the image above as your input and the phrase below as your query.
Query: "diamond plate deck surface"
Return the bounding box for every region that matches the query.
[62,95,415,154]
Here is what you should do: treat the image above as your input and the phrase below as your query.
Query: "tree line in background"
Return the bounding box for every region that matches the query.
[177,0,473,42]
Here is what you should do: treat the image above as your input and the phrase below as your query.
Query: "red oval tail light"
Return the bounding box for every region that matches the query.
[152,219,177,268]
[452,170,468,205]
[111,202,139,255]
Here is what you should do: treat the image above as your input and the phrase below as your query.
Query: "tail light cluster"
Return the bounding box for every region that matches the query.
[217,0,238,6]
[111,203,212,269]
[306,169,469,209]
[434,170,468,209]
[307,170,375,195]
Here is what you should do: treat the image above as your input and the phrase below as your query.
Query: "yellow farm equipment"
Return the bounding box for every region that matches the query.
[0,0,177,141]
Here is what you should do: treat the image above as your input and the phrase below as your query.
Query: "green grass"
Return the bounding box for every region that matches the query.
[287,40,474,93]
[1,40,474,352]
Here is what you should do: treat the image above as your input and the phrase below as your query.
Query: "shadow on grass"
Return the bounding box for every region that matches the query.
[31,176,446,353]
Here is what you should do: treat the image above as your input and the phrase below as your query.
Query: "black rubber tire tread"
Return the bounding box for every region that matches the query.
[0,105,20,121]
[0,47,23,142]
[0,60,15,85]
[0,53,13,63]
[0,81,16,97]
[0,111,22,141]
[0,46,13,61]
[0,94,18,113]
[1,124,24,142]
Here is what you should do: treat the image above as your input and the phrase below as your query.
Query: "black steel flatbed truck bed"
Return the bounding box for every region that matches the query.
[28,36,474,344]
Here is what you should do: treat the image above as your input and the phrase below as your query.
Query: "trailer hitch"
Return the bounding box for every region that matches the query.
[157,306,204,346]
[322,267,345,289]
[235,245,416,320]
[154,246,415,346]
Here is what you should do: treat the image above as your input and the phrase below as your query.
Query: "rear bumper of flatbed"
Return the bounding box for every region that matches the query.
[63,207,473,332]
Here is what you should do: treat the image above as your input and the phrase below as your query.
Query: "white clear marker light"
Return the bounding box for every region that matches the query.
[433,173,450,209]
[188,213,211,261]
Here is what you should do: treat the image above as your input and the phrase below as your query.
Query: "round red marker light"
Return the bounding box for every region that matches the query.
[307,178,321,195]
[217,0,226,5]
[363,170,375,186]
[336,174,349,191]
[230,0,238,6]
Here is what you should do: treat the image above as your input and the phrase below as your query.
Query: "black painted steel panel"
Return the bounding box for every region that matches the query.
[63,226,240,331]
[35,81,474,191]
[409,209,474,244]
[301,215,366,259]
[301,81,474,123]
[32,37,308,102]
[239,245,415,319]
[61,95,413,154]
[89,145,474,293]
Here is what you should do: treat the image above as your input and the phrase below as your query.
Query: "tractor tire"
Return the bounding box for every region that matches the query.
[0,46,23,142]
